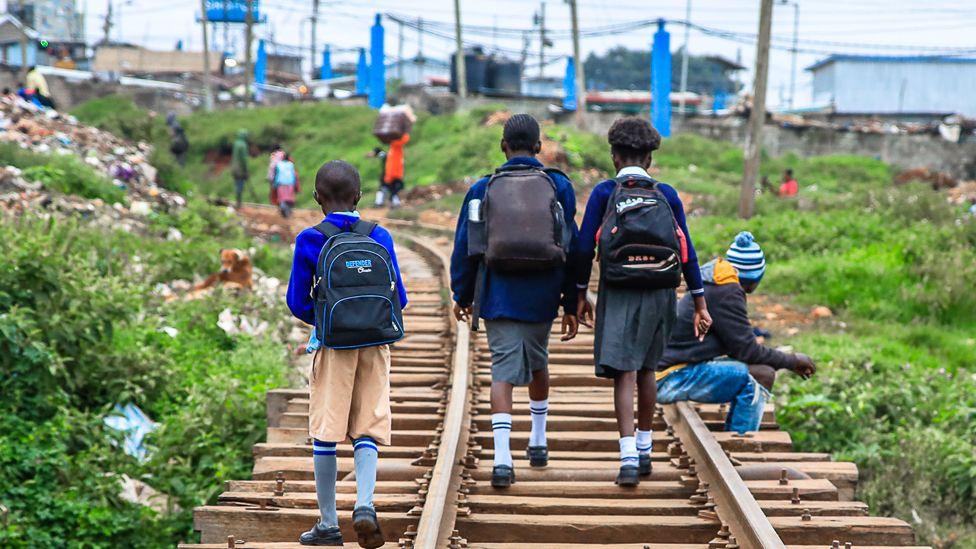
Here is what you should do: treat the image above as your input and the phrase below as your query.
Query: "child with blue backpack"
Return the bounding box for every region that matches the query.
[576,117,711,487]
[272,152,300,218]
[286,160,408,548]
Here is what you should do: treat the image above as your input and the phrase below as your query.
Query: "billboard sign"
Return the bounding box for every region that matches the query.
[205,0,260,23]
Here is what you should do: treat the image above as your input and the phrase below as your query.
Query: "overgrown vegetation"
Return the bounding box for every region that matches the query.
[656,135,976,547]
[0,142,126,203]
[0,203,294,547]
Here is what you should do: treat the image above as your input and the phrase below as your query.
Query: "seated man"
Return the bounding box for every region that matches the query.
[656,231,816,433]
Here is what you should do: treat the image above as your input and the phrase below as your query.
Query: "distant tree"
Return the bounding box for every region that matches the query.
[584,46,742,94]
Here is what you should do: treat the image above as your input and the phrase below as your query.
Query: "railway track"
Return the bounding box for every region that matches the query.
[180,219,925,549]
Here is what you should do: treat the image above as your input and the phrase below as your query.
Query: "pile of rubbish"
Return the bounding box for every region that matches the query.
[0,96,185,224]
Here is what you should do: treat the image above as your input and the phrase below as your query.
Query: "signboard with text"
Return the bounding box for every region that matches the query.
[205,0,260,23]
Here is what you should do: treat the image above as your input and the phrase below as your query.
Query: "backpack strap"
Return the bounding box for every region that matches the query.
[351,220,377,236]
[313,220,343,238]
[542,167,569,180]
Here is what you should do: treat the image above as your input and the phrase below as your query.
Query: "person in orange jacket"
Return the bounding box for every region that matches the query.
[374,133,409,208]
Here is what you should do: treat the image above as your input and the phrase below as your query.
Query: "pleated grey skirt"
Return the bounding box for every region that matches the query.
[593,278,677,379]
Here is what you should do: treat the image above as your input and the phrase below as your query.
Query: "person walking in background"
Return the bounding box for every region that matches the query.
[268,144,286,203]
[576,116,711,487]
[451,114,579,488]
[231,129,250,209]
[166,113,189,167]
[271,152,300,218]
[376,133,409,208]
[656,232,816,433]
[779,168,799,197]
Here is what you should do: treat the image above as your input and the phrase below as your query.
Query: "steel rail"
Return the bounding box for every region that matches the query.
[403,234,473,549]
[663,401,787,549]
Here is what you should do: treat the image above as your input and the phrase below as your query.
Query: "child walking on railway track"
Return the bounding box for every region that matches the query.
[576,116,711,487]
[450,113,579,488]
[286,160,408,548]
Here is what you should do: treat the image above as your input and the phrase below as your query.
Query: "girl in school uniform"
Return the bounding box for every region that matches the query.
[576,116,712,487]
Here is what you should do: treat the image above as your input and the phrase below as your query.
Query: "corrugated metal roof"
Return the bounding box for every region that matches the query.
[807,54,976,72]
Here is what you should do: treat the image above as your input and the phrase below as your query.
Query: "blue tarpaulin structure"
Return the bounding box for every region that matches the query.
[320,46,333,80]
[651,19,672,137]
[254,39,267,101]
[562,58,577,111]
[356,48,368,95]
[368,14,386,109]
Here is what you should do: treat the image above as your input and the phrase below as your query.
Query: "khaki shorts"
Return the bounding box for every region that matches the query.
[309,345,392,445]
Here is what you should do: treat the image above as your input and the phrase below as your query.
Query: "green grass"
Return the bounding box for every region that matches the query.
[0,202,295,547]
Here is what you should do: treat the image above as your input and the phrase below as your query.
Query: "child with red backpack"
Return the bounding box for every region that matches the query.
[576,116,711,487]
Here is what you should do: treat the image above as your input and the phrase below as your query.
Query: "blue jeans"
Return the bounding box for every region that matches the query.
[657,360,770,434]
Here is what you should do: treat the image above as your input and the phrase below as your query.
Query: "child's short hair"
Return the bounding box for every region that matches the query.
[607,116,662,160]
[503,114,541,151]
[315,160,361,205]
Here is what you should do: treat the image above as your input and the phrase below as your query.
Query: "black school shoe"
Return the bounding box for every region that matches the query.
[352,505,385,549]
[639,453,653,476]
[526,446,549,467]
[491,464,516,488]
[298,522,344,546]
[616,464,641,487]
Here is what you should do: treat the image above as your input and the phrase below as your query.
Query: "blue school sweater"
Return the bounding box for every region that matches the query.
[576,166,704,295]
[287,212,408,325]
[450,156,579,323]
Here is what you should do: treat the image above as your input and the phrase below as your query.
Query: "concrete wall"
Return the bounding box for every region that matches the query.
[683,117,976,179]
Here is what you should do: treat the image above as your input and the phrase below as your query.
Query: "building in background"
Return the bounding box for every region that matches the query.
[808,55,976,119]
[388,55,450,87]
[5,0,85,67]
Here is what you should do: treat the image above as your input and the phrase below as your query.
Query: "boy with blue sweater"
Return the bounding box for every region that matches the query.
[451,114,579,488]
[287,160,408,548]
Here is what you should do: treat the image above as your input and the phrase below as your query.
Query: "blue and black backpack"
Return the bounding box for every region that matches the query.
[312,220,404,349]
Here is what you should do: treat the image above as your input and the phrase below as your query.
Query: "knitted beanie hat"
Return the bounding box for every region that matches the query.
[726,231,766,281]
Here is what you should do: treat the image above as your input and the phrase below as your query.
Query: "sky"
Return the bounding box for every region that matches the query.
[33,0,976,109]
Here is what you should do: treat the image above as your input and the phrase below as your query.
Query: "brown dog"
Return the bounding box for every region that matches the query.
[192,248,254,294]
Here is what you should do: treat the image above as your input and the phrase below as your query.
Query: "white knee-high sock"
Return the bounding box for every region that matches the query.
[636,429,653,455]
[492,413,513,467]
[619,436,638,467]
[528,399,549,447]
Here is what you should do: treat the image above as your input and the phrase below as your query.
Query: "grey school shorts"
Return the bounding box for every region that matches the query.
[485,319,553,386]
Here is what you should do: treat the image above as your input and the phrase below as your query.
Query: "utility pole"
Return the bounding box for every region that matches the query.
[738,0,774,219]
[243,0,254,105]
[782,0,799,110]
[199,0,214,111]
[678,0,692,116]
[102,0,113,45]
[536,2,546,78]
[310,0,319,82]
[453,0,467,98]
[567,0,586,127]
[397,20,405,80]
[418,17,424,58]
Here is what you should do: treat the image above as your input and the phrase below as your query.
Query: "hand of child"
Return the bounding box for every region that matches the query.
[577,292,594,328]
[453,302,472,323]
[560,313,579,341]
